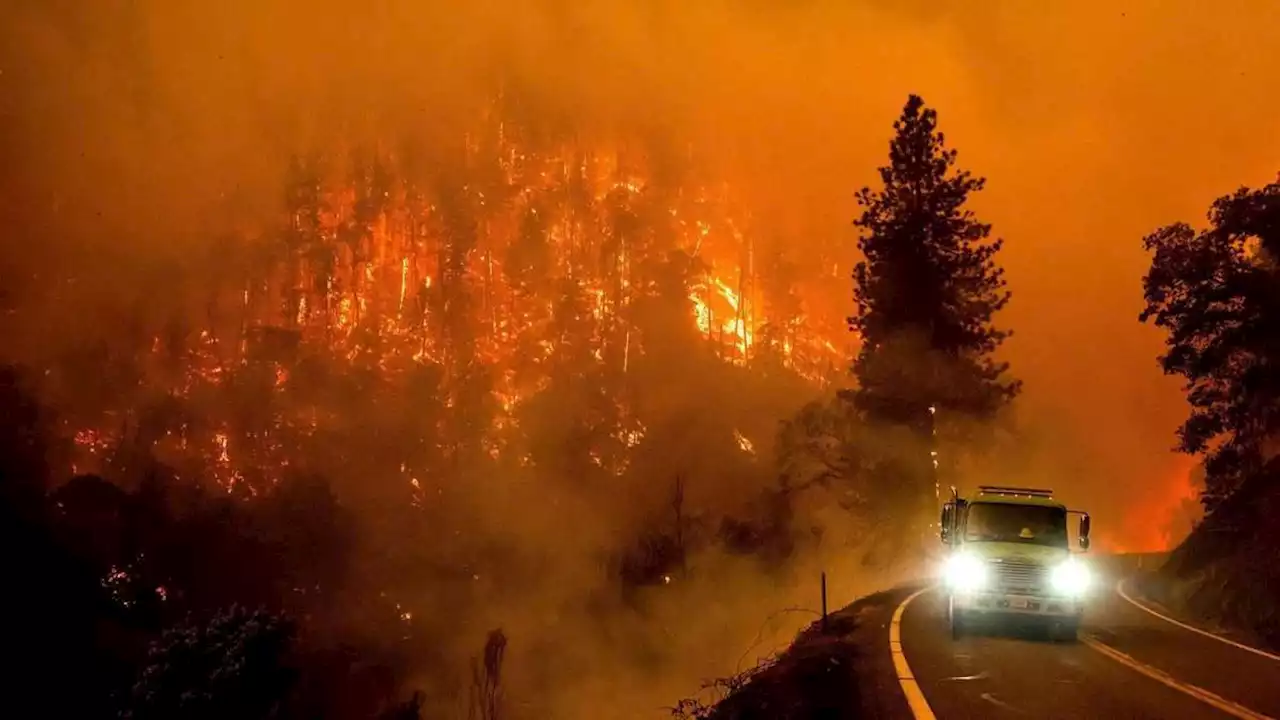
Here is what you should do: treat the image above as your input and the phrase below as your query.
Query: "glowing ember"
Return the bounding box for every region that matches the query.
[623,426,645,448]
[74,429,108,455]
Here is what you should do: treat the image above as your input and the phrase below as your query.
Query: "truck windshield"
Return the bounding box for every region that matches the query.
[964,502,1067,547]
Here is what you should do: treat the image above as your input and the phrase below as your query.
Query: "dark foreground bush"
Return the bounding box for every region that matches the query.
[123,606,298,720]
[670,609,862,720]
[120,605,436,720]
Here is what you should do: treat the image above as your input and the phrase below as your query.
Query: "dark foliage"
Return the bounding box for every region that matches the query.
[0,363,423,720]
[1139,179,1280,506]
[123,607,298,720]
[1,366,121,718]
[669,592,898,720]
[0,364,53,510]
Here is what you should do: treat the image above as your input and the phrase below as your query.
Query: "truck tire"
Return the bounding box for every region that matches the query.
[949,597,965,640]
[1049,619,1079,643]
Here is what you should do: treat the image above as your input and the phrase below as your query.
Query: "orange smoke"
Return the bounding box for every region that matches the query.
[1101,456,1200,554]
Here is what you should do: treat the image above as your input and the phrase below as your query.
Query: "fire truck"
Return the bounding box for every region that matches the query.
[939,486,1093,641]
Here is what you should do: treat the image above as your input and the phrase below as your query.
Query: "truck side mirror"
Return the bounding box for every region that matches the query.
[1079,514,1091,550]
[940,504,953,544]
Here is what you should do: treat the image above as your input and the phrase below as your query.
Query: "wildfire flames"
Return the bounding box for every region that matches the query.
[62,110,851,492]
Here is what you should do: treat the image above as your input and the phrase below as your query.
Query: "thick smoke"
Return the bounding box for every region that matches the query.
[3,1,1280,715]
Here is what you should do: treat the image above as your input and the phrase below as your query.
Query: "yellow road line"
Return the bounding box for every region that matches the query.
[1117,579,1280,664]
[1083,635,1274,720]
[891,587,938,720]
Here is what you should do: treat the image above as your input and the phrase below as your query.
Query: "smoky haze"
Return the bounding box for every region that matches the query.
[10,0,1280,543]
[3,0,1279,714]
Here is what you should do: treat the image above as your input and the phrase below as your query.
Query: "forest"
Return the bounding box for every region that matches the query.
[5,3,1279,717]
[2,85,1026,718]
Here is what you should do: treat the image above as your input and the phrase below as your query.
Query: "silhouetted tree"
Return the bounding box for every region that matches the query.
[1139,179,1280,506]
[257,472,354,610]
[468,629,507,720]
[0,365,51,510]
[519,274,618,484]
[432,176,495,472]
[846,95,1019,520]
[0,366,124,717]
[502,197,558,399]
[504,202,553,300]
[755,243,803,373]
[50,473,130,569]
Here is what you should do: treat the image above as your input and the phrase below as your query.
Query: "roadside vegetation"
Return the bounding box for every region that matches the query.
[1137,177,1280,646]
[669,590,908,720]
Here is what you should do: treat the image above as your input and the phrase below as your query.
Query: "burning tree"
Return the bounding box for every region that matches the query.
[47,97,850,504]
[16,91,877,719]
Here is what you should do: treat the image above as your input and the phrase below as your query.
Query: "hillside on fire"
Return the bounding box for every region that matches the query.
[2,80,1020,716]
[0,134,863,718]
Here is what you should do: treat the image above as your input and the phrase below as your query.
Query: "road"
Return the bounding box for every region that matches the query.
[890,559,1280,719]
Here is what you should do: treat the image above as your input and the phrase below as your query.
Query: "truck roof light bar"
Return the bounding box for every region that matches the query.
[977,485,1055,498]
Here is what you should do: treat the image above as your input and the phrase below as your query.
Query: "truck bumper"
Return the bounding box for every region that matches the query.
[953,591,1083,620]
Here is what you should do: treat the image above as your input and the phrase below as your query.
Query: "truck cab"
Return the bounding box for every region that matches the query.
[939,485,1092,641]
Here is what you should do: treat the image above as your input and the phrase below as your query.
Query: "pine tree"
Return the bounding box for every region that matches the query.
[1139,179,1280,507]
[847,95,1020,513]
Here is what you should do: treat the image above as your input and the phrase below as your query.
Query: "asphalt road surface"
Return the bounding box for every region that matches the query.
[892,559,1280,719]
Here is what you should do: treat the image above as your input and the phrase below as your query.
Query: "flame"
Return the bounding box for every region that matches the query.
[1103,457,1202,553]
[687,274,758,361]
[399,257,409,312]
[214,431,231,464]
[74,429,107,455]
[56,119,851,491]
[623,425,645,448]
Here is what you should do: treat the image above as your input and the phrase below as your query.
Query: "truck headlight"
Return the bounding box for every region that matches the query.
[944,552,988,592]
[1050,558,1091,595]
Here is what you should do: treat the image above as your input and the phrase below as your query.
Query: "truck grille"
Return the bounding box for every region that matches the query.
[988,558,1048,592]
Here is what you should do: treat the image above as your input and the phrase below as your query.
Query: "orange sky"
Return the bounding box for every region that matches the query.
[5,0,1280,549]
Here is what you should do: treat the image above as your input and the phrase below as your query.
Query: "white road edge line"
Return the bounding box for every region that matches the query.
[1083,635,1274,720]
[891,587,938,720]
[1117,579,1280,664]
